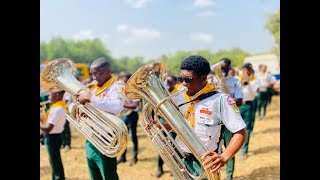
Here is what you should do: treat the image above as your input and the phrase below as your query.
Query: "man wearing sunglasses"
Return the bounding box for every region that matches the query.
[171,55,246,178]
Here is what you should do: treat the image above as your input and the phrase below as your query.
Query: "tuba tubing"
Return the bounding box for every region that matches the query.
[40,58,128,158]
[125,62,220,180]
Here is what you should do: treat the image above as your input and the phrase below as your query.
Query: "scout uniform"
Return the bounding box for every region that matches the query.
[237,73,258,156]
[256,72,276,119]
[172,82,246,177]
[43,99,67,180]
[86,75,125,180]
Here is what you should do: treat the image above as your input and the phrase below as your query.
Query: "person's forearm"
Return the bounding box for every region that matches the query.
[220,128,246,162]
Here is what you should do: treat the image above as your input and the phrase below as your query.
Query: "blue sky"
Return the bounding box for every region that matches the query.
[40,0,279,60]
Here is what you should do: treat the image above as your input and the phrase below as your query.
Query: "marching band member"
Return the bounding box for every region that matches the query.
[237,63,258,160]
[168,55,246,177]
[76,58,125,180]
[117,73,140,166]
[40,90,67,180]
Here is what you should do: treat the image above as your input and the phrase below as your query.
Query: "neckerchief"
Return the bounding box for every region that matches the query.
[42,100,68,124]
[183,82,218,128]
[91,75,115,97]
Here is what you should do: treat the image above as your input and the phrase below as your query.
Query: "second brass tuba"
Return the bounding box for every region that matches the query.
[125,62,220,180]
[40,58,128,158]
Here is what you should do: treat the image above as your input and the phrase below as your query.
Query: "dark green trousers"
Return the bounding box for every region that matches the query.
[257,91,268,118]
[120,111,139,159]
[239,103,254,154]
[44,134,65,180]
[223,127,234,179]
[86,140,118,180]
[61,121,71,147]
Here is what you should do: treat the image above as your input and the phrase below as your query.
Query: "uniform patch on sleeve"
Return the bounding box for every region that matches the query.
[227,96,236,105]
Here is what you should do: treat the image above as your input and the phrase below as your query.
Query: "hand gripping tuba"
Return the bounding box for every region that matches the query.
[40,58,128,158]
[125,62,220,180]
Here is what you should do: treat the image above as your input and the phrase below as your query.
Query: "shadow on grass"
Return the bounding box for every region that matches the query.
[232,165,280,180]
[251,145,280,156]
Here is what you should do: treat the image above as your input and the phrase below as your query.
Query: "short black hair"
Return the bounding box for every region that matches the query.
[242,63,253,69]
[91,57,110,71]
[180,55,211,76]
[220,58,231,66]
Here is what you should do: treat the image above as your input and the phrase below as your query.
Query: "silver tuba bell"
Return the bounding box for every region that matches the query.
[125,62,220,180]
[40,58,128,158]
[210,61,230,95]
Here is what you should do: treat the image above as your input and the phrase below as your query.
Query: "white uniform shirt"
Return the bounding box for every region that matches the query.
[241,79,258,102]
[172,92,246,153]
[90,81,125,116]
[225,77,243,99]
[256,72,276,92]
[46,107,66,134]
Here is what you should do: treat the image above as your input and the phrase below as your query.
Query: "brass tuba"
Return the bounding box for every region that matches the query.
[210,61,230,95]
[125,62,220,180]
[40,58,128,158]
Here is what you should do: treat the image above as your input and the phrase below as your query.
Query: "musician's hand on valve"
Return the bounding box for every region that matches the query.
[76,93,92,105]
[202,151,226,173]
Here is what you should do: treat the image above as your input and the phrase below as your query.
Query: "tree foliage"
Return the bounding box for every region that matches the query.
[40,36,250,75]
[265,9,280,55]
[40,36,112,65]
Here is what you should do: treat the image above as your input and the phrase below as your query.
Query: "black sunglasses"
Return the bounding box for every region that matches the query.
[178,76,193,83]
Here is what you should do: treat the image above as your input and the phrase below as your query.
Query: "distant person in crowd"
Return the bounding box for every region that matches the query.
[117,73,140,166]
[219,58,243,180]
[256,64,276,120]
[237,63,258,160]
[40,90,67,180]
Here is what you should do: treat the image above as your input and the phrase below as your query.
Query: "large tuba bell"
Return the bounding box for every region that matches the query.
[40,58,128,158]
[125,62,220,180]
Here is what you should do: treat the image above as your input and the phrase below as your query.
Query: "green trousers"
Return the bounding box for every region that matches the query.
[44,134,65,180]
[85,140,119,180]
[61,121,71,147]
[222,127,234,179]
[120,111,139,160]
[257,91,268,118]
[239,102,254,154]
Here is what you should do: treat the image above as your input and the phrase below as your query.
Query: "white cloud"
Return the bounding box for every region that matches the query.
[189,33,214,43]
[116,24,129,32]
[131,28,160,40]
[194,0,216,8]
[197,10,215,17]
[73,30,94,41]
[127,0,153,8]
[117,24,161,43]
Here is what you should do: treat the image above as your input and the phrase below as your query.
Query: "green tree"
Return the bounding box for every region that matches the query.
[265,9,280,55]
[40,36,112,65]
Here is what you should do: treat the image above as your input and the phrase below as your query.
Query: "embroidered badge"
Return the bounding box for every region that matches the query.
[227,96,236,105]
[200,107,212,115]
[233,105,240,113]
